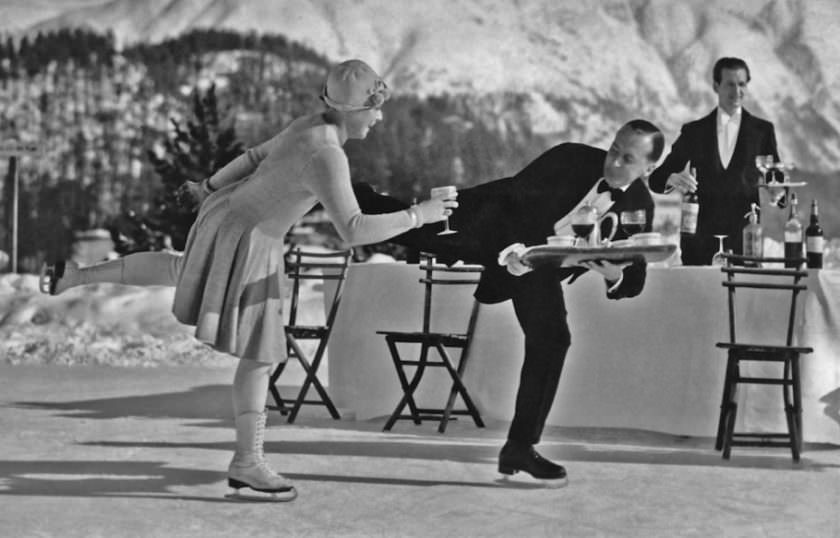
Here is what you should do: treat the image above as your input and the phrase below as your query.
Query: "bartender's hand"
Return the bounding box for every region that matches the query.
[498,243,532,276]
[665,161,697,194]
[579,259,629,282]
[761,184,787,208]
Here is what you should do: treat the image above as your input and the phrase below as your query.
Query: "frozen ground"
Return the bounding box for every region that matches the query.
[2,365,840,537]
[1,274,839,536]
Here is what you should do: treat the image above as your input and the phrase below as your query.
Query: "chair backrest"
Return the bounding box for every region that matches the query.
[720,253,808,347]
[286,247,353,330]
[417,253,483,337]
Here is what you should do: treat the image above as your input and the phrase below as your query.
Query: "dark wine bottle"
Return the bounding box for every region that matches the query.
[680,190,699,235]
[783,194,803,268]
[805,199,824,269]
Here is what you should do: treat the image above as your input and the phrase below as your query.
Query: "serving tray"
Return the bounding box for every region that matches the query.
[521,244,677,268]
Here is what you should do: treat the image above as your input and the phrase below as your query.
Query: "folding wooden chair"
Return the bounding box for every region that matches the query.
[378,254,485,433]
[268,247,352,423]
[715,253,813,461]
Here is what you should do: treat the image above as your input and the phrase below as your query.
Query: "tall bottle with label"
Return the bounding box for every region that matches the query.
[742,203,763,264]
[805,199,824,268]
[783,193,803,268]
[680,189,699,235]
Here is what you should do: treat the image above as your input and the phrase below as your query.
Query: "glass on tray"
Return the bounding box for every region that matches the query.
[619,209,646,238]
[570,202,598,247]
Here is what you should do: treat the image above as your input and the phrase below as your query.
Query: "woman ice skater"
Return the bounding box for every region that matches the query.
[40,59,456,501]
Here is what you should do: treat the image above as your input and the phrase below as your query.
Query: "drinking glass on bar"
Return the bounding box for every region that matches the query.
[430,185,458,235]
[711,235,728,266]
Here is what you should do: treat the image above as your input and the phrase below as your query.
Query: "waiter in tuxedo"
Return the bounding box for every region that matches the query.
[355,119,662,484]
[648,56,780,265]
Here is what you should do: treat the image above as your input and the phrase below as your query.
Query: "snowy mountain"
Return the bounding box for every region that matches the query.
[2,0,840,174]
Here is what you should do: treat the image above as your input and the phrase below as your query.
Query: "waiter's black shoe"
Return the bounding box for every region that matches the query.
[498,441,567,485]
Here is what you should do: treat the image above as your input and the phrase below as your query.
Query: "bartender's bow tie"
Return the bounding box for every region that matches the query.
[597,180,624,202]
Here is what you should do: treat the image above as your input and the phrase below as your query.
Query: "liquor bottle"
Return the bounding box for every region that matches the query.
[680,190,699,235]
[742,203,763,263]
[783,193,803,268]
[805,199,824,268]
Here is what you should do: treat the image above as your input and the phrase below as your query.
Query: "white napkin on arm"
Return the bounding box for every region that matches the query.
[497,243,532,276]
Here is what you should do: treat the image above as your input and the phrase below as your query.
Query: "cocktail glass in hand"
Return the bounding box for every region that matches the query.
[570,202,598,247]
[619,209,646,238]
[430,186,458,235]
[711,235,728,266]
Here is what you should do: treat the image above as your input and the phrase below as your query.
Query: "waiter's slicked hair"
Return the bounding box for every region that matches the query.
[713,57,751,83]
[622,119,665,163]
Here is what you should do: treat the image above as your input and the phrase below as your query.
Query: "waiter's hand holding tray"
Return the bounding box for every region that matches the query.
[520,233,676,268]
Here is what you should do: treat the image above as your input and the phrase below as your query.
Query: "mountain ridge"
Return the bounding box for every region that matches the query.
[1,0,839,175]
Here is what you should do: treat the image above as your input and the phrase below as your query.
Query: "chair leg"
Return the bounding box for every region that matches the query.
[721,360,740,460]
[722,402,737,460]
[452,344,484,429]
[782,354,802,462]
[784,402,800,463]
[716,355,736,451]
[781,358,795,461]
[439,348,464,434]
[383,339,427,431]
[268,362,290,416]
[434,343,484,433]
[286,336,340,423]
[383,339,411,431]
[306,337,342,420]
[404,344,430,424]
[438,345,458,434]
[790,355,803,460]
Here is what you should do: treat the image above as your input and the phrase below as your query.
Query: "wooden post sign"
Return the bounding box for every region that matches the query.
[0,141,43,273]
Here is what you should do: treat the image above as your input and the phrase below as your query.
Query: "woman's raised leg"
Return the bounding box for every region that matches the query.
[40,251,183,295]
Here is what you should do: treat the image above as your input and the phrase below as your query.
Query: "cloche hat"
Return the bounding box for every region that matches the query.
[321,59,390,111]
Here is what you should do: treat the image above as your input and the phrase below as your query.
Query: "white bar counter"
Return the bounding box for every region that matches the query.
[326,264,840,444]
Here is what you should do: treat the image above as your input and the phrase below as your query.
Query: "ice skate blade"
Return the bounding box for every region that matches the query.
[225,486,297,502]
[496,473,568,489]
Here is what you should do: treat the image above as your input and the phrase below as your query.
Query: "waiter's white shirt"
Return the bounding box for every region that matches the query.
[717,106,742,169]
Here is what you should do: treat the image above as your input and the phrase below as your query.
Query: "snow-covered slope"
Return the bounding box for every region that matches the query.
[3,0,840,173]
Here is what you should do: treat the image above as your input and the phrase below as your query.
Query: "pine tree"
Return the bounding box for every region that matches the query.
[110,84,244,254]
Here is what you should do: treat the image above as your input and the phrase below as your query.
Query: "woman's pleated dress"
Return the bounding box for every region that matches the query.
[172,114,415,363]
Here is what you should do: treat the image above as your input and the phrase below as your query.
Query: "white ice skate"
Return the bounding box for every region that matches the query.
[226,462,297,502]
[224,410,297,502]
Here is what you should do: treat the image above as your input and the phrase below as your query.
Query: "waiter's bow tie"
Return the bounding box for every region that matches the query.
[597,181,624,201]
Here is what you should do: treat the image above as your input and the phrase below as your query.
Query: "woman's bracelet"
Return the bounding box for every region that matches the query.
[201,178,218,195]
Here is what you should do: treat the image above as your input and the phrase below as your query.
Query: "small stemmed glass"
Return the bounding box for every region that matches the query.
[711,235,728,266]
